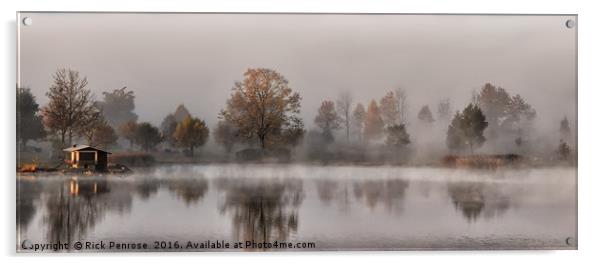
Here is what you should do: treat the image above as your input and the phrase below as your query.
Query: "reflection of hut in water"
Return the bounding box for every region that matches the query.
[69,178,110,197]
[44,177,132,245]
[63,145,111,171]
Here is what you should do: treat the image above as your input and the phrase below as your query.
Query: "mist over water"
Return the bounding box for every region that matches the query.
[17,164,576,251]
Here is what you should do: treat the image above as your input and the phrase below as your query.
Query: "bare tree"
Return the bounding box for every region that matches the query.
[314,100,341,143]
[336,91,353,141]
[437,98,452,121]
[395,88,408,125]
[118,120,138,150]
[81,118,118,149]
[41,69,99,147]
[214,120,238,153]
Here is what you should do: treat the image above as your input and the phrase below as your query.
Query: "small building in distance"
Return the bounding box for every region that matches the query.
[63,144,111,171]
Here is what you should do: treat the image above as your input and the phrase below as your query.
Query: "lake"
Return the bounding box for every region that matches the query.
[16,164,577,251]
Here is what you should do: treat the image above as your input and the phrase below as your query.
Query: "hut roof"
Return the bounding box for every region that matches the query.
[62,144,112,154]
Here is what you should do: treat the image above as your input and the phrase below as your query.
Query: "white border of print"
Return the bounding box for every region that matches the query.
[1,0,600,265]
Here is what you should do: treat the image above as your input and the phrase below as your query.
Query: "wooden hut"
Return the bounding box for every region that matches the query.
[63,144,111,171]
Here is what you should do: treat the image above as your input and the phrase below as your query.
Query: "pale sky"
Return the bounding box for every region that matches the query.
[18,13,577,131]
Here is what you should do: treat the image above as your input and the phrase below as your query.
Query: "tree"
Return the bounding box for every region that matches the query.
[118,120,138,149]
[560,116,571,141]
[41,69,99,147]
[364,100,384,141]
[476,83,510,128]
[476,83,510,137]
[219,68,302,149]
[81,118,118,149]
[17,88,46,148]
[96,86,138,128]
[417,105,435,124]
[446,104,488,153]
[395,88,408,125]
[173,116,209,157]
[507,94,536,121]
[314,100,341,142]
[336,91,353,141]
[385,124,410,148]
[135,122,162,152]
[77,107,105,145]
[214,120,238,153]
[352,103,366,142]
[437,98,452,121]
[279,117,305,149]
[557,140,571,161]
[173,104,191,123]
[446,112,465,152]
[160,114,178,147]
[476,83,538,146]
[380,91,399,127]
[503,94,536,130]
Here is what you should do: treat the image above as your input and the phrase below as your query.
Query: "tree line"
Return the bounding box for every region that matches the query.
[17,68,574,162]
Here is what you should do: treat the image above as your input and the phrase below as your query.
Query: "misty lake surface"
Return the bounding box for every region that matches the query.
[17,164,576,251]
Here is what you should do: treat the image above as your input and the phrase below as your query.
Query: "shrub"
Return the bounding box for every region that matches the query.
[109,152,155,167]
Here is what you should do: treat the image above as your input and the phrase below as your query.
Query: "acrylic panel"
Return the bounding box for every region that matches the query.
[16,13,577,252]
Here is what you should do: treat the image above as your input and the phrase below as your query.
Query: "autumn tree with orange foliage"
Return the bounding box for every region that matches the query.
[363,100,384,142]
[219,68,302,150]
[174,116,209,157]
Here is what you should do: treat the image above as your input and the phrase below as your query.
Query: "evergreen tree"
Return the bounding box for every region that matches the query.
[17,88,46,148]
[417,105,435,124]
[446,104,488,153]
[385,124,411,148]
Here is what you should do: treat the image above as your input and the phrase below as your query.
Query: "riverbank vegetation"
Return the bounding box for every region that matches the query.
[17,67,576,170]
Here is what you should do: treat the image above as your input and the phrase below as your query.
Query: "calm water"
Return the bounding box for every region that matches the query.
[17,164,577,251]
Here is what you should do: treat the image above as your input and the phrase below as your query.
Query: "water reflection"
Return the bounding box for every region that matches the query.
[167,178,209,205]
[17,178,42,229]
[447,182,512,222]
[44,177,133,244]
[136,178,160,200]
[353,179,409,213]
[215,177,304,244]
[16,166,576,251]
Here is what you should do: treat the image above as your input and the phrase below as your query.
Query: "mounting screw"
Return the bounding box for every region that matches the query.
[565,19,575,29]
[22,17,33,26]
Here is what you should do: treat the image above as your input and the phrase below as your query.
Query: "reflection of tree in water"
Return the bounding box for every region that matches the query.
[17,178,43,231]
[447,182,511,222]
[314,179,352,212]
[315,179,338,204]
[167,178,209,205]
[43,178,133,244]
[215,177,304,244]
[353,179,409,213]
[135,178,161,200]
